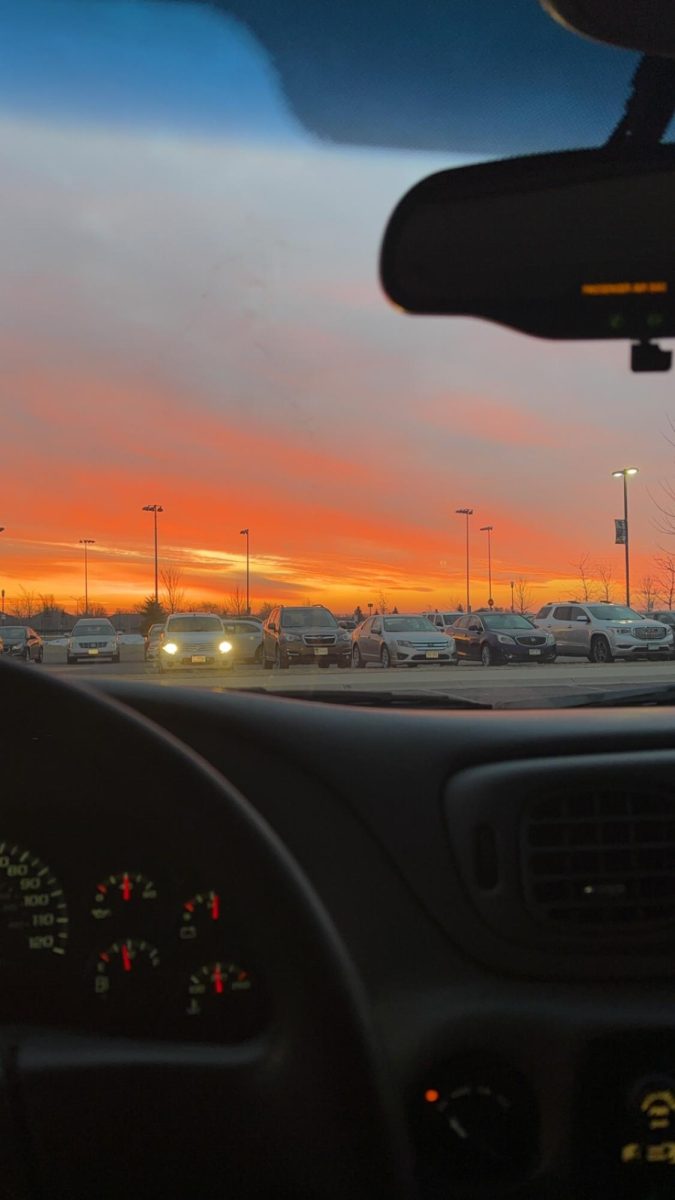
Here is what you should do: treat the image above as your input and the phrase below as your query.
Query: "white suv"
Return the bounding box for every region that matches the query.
[422,610,464,635]
[533,602,673,663]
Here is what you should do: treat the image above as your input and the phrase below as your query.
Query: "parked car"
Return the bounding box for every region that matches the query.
[145,623,166,661]
[262,605,351,669]
[0,625,43,662]
[221,619,264,663]
[67,618,118,664]
[422,610,465,635]
[649,612,675,656]
[352,614,456,668]
[158,613,232,672]
[452,612,556,666]
[534,603,673,662]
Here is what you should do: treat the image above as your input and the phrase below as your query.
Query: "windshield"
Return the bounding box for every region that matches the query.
[2,0,673,709]
[0,627,25,640]
[384,618,436,633]
[167,617,223,633]
[587,606,644,621]
[72,623,114,636]
[483,614,534,630]
[281,609,338,629]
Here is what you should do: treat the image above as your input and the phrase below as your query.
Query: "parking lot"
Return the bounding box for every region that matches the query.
[35,656,675,708]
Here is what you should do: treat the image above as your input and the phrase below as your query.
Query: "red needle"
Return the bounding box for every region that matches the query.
[210,892,220,921]
[122,874,132,902]
[121,943,132,973]
[213,964,224,995]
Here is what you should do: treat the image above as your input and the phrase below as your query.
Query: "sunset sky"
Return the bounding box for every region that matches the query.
[1,0,674,616]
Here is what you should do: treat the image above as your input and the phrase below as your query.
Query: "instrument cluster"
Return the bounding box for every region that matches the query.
[0,841,267,1042]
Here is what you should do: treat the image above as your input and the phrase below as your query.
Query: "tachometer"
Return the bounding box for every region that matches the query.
[0,841,68,961]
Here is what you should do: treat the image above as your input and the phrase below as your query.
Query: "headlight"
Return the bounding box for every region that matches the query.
[497,634,515,644]
[396,640,414,647]
[218,641,232,654]
[281,633,301,642]
[337,629,351,641]
[612,626,629,635]
[162,642,178,655]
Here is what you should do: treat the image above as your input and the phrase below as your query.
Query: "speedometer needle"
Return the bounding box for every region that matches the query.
[121,943,132,972]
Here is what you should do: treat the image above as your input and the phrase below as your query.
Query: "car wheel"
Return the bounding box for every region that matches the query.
[352,644,364,668]
[589,636,613,664]
[381,645,397,669]
[275,646,289,670]
[481,643,494,667]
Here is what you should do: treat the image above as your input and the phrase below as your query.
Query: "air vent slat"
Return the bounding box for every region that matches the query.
[522,789,675,932]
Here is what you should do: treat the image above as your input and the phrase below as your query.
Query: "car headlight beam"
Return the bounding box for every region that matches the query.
[219,641,232,654]
[162,642,178,655]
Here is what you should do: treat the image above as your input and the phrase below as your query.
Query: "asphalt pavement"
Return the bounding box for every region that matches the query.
[35,656,675,708]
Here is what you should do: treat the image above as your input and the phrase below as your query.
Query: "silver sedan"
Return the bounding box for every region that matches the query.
[352,615,457,668]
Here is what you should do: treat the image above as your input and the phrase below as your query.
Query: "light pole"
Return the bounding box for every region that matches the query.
[510,580,515,612]
[480,525,493,606]
[240,528,250,615]
[368,602,373,617]
[612,468,639,606]
[142,505,164,603]
[79,539,95,615]
[456,508,474,613]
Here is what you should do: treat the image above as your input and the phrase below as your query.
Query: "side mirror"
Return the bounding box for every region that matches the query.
[576,615,590,622]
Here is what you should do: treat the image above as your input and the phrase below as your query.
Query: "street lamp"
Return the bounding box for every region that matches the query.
[480,525,494,606]
[456,508,474,613]
[240,528,250,615]
[142,505,164,603]
[368,602,373,616]
[612,468,639,606]
[510,580,515,612]
[79,539,95,615]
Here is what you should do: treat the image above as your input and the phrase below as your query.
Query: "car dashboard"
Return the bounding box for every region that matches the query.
[4,672,675,1199]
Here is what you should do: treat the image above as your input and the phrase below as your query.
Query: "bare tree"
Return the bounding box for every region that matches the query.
[38,592,57,614]
[377,591,390,615]
[257,602,274,621]
[654,552,675,608]
[514,578,533,615]
[639,575,657,611]
[12,587,37,620]
[160,567,186,614]
[595,562,615,603]
[226,587,247,617]
[573,554,596,602]
[88,603,108,617]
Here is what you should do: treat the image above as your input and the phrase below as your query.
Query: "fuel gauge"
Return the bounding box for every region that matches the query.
[178,891,222,941]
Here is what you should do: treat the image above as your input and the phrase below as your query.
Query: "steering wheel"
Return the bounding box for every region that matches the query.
[1,660,413,1199]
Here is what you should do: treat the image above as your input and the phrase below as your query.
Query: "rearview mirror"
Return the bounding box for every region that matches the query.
[380,147,675,369]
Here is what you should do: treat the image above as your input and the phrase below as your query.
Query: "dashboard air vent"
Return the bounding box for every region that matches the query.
[522,789,675,929]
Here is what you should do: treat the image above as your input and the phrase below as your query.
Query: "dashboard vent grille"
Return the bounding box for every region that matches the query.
[522,790,675,930]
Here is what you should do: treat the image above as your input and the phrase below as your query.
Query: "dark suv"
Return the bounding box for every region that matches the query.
[262,605,352,669]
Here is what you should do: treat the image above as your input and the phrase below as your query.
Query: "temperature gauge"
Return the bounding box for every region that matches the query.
[183,961,261,1040]
[179,891,222,941]
[91,873,158,921]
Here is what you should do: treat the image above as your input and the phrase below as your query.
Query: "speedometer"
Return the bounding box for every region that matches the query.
[0,842,68,961]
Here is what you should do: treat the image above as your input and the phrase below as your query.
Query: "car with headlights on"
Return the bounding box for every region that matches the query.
[221,619,263,664]
[158,613,232,672]
[0,625,44,662]
[534,603,673,662]
[352,614,457,668]
[452,611,556,666]
[262,605,351,669]
[67,618,118,664]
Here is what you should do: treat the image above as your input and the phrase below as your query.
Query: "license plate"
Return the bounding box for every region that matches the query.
[191,655,207,664]
[425,651,440,659]
[529,648,541,656]
[88,649,99,656]
[314,647,329,656]
[649,643,660,650]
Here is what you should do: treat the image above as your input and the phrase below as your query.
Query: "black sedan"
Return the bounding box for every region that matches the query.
[0,624,44,662]
[452,612,557,666]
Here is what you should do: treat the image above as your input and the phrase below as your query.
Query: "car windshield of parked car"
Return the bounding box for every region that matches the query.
[3,1,674,708]
[72,622,114,636]
[383,617,437,633]
[587,607,644,621]
[482,614,535,631]
[0,627,26,641]
[281,609,338,630]
[167,617,223,633]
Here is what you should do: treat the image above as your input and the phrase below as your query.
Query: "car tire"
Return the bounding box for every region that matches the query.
[352,645,364,668]
[381,645,397,669]
[589,636,613,664]
[481,643,494,667]
[275,646,290,670]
